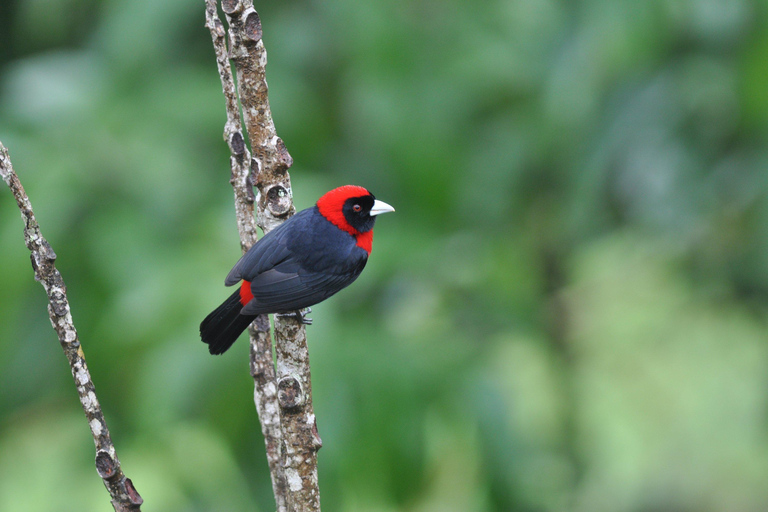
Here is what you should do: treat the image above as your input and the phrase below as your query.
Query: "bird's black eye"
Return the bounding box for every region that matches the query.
[353,204,362,212]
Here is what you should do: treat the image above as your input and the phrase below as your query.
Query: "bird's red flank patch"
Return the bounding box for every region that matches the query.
[316,185,374,254]
[240,280,254,305]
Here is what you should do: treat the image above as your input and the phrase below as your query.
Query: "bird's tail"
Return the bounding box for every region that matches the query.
[200,290,256,355]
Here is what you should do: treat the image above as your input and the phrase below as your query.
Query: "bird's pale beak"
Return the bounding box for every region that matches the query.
[370,200,395,216]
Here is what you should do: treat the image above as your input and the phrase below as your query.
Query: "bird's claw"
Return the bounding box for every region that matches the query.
[276,308,313,325]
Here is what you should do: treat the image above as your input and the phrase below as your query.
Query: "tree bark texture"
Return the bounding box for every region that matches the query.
[205,1,321,510]
[0,142,143,512]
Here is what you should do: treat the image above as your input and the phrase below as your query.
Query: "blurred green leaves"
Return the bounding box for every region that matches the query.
[565,234,768,512]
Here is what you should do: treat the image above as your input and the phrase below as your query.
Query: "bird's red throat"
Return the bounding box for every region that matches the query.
[354,231,373,254]
[316,185,374,254]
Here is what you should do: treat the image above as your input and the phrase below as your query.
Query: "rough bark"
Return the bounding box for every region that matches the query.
[204,2,288,511]
[0,142,143,512]
[206,1,322,510]
[219,4,322,510]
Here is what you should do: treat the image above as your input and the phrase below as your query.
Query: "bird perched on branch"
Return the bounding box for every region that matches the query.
[200,185,394,355]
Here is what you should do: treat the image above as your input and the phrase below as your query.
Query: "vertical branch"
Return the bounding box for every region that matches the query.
[0,142,143,512]
[204,2,288,511]
[273,321,323,511]
[211,1,322,510]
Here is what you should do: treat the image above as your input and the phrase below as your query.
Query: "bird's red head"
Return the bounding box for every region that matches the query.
[316,185,395,254]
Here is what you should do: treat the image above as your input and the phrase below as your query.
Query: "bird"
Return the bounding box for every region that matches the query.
[200,185,395,355]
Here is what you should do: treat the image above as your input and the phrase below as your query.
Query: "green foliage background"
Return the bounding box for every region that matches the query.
[2,0,768,511]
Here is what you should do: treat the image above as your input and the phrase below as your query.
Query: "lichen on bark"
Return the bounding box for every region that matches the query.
[0,142,143,512]
[205,1,322,510]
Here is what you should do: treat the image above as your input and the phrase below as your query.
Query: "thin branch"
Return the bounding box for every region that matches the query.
[0,142,143,512]
[204,1,288,510]
[207,1,322,510]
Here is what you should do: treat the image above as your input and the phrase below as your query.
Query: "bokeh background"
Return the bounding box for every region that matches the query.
[2,0,768,510]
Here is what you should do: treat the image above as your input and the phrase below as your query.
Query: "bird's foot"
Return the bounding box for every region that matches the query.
[275,307,313,325]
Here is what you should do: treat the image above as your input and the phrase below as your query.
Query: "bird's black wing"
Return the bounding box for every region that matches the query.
[224,209,312,286]
[240,257,366,315]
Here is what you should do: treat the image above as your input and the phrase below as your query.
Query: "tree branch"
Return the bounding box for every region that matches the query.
[0,142,143,512]
[205,2,286,510]
[206,1,322,510]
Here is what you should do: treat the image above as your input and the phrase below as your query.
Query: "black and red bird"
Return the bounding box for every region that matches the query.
[200,185,394,355]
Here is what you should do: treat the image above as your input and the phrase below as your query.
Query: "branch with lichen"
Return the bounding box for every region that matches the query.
[220,2,322,510]
[0,142,143,512]
[206,1,322,510]
[205,2,288,510]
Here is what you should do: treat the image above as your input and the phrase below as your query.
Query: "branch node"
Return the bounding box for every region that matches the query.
[221,0,243,15]
[213,18,226,39]
[311,420,323,449]
[95,450,118,480]
[50,289,69,316]
[41,239,57,262]
[230,131,246,156]
[251,158,262,186]
[274,138,294,173]
[244,10,263,42]
[265,184,292,217]
[245,174,256,203]
[277,375,304,409]
[229,157,237,184]
[125,479,144,505]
